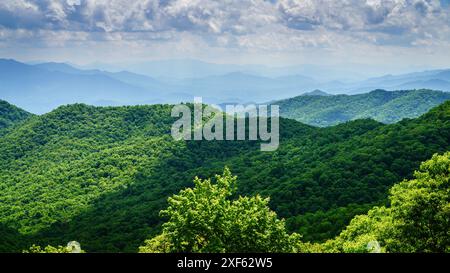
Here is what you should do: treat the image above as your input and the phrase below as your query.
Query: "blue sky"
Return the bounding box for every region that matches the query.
[0,0,450,72]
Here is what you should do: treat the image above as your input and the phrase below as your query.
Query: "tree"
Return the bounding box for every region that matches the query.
[388,152,450,252]
[24,241,83,253]
[139,168,301,253]
[324,152,450,253]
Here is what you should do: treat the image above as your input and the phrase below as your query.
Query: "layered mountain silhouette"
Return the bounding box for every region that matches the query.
[1,58,450,114]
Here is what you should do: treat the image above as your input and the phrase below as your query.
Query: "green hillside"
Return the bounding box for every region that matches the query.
[0,101,449,252]
[275,89,450,127]
[136,152,449,253]
[0,99,33,132]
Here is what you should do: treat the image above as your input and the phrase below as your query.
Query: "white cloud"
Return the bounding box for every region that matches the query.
[0,0,449,66]
[1,0,449,45]
[277,0,450,45]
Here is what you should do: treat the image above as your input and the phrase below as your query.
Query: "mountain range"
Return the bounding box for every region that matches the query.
[1,58,450,114]
[79,59,450,93]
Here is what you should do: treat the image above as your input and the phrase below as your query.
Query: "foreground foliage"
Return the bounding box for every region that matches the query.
[322,152,450,253]
[24,241,83,253]
[139,168,301,253]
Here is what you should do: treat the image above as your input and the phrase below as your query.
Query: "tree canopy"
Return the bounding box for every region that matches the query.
[322,152,450,253]
[139,168,301,253]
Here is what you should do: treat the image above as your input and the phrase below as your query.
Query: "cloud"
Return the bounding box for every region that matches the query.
[0,0,449,62]
[0,1,276,34]
[277,0,450,44]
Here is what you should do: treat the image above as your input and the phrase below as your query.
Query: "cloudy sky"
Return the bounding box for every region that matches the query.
[1,0,450,72]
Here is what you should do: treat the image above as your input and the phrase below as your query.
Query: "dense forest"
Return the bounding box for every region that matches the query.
[26,152,450,253]
[0,98,449,252]
[275,89,450,126]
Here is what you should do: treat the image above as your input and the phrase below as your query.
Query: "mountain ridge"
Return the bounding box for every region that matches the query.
[0,99,33,132]
[0,59,167,114]
[275,89,450,126]
[2,58,450,114]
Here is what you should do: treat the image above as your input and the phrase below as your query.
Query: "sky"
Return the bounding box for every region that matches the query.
[1,0,450,72]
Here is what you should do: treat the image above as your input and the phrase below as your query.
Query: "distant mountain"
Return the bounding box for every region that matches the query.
[3,58,450,114]
[301,90,332,96]
[34,62,88,74]
[165,65,450,97]
[395,79,450,91]
[346,69,450,94]
[82,59,383,81]
[119,59,267,79]
[0,59,324,113]
[275,89,450,127]
[171,72,320,102]
[0,99,33,131]
[34,62,166,91]
[0,59,171,113]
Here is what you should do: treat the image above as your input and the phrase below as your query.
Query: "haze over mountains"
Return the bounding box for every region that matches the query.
[80,59,374,81]
[1,58,450,114]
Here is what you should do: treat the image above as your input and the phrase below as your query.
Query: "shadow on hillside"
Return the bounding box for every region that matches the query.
[27,138,263,252]
[0,223,30,253]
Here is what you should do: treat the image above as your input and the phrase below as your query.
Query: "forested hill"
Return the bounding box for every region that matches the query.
[275,89,450,127]
[0,99,33,132]
[0,100,448,252]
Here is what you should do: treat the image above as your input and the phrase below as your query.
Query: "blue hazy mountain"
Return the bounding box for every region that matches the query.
[0,59,177,113]
[120,59,267,79]
[346,69,450,94]
[84,59,450,94]
[172,72,320,102]
[2,58,450,114]
[83,59,379,81]
[1,59,325,112]
[34,62,169,91]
